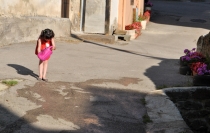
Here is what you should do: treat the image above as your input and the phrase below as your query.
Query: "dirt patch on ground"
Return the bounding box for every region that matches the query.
[1,77,147,133]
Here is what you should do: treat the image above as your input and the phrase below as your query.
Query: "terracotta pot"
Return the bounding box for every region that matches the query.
[146,16,150,23]
[192,71,197,76]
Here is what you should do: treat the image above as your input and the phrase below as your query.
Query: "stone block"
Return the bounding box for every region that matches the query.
[113,29,127,35]
[114,35,131,41]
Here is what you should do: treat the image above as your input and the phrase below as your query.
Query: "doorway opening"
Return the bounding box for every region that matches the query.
[61,0,69,18]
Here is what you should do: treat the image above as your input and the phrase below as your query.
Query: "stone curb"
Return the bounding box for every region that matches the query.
[144,87,209,133]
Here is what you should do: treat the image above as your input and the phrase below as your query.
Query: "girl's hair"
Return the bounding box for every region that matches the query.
[40,29,55,39]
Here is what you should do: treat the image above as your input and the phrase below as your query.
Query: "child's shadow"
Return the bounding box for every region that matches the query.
[7,64,38,79]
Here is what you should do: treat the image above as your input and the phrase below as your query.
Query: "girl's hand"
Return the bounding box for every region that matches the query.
[50,47,56,50]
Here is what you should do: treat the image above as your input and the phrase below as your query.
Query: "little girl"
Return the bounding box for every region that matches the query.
[35,29,56,81]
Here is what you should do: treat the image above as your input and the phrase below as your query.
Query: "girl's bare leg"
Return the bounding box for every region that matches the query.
[39,60,44,79]
[42,60,48,79]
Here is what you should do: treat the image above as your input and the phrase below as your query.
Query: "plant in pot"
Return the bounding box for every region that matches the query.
[138,14,147,30]
[190,62,210,76]
[125,22,142,39]
[190,61,210,86]
[144,11,151,23]
[180,48,205,66]
[138,14,147,21]
[179,48,205,75]
[144,0,153,11]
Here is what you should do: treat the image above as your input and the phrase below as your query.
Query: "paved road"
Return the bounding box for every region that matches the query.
[0,0,210,132]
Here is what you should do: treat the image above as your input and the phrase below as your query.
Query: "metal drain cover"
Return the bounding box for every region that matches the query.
[190,19,207,23]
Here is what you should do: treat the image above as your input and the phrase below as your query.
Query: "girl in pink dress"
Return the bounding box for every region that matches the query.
[35,29,56,81]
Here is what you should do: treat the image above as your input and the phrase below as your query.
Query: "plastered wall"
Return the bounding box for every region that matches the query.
[0,0,61,17]
[118,0,144,30]
[110,0,119,34]
[0,17,70,46]
[0,0,71,46]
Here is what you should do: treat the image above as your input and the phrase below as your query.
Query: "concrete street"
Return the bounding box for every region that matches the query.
[0,0,210,132]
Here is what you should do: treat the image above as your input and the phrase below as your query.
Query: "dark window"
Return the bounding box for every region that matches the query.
[61,0,69,18]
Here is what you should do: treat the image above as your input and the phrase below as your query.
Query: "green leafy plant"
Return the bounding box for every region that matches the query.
[138,14,147,21]
[2,80,18,86]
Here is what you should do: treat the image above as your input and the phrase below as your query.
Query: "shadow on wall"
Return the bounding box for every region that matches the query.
[0,80,147,133]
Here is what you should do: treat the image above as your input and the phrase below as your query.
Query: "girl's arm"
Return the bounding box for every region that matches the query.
[37,39,42,53]
[51,38,56,50]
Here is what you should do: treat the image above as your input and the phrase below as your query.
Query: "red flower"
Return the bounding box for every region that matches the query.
[190,62,205,73]
[125,24,133,30]
[125,22,142,30]
[144,11,150,17]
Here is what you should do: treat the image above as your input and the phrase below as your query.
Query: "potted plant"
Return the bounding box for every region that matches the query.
[125,22,142,39]
[138,14,147,30]
[180,48,205,66]
[144,11,151,23]
[190,62,209,75]
[179,48,205,75]
[190,61,210,86]
[144,0,153,11]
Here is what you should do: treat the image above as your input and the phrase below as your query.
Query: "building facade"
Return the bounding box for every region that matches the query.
[70,0,144,34]
[0,0,144,46]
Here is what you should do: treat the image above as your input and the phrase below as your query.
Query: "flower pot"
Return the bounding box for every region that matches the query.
[146,16,150,23]
[192,71,197,76]
[193,75,210,86]
[179,56,188,66]
[125,29,136,40]
[145,6,152,11]
[179,66,192,75]
[135,29,141,39]
[140,20,147,30]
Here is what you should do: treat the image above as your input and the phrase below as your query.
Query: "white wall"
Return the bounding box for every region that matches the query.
[110,0,119,34]
[0,0,61,17]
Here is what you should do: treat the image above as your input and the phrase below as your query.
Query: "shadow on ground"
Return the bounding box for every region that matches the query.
[0,78,147,133]
[144,58,193,89]
[7,64,38,79]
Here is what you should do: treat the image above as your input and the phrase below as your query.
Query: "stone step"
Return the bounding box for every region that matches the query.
[113,34,131,41]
